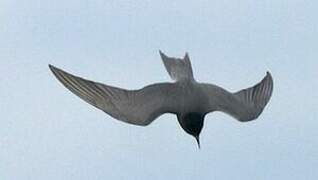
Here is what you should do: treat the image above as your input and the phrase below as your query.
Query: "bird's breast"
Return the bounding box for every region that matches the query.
[175,82,209,113]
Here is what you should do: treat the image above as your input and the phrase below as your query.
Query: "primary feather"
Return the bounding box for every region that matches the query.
[49,65,178,126]
[200,72,273,122]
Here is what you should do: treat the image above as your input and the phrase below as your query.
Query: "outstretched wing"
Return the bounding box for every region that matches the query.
[202,72,273,122]
[49,65,177,126]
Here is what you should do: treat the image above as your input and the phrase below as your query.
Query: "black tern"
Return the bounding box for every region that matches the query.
[49,51,273,148]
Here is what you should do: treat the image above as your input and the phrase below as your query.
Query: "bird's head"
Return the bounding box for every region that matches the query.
[178,112,205,149]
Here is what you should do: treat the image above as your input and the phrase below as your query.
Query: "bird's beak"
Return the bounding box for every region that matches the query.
[195,135,201,149]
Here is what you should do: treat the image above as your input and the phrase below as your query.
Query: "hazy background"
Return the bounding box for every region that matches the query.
[1,0,317,179]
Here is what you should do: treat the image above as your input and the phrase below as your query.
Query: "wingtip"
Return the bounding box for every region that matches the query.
[49,64,56,68]
[48,64,54,71]
[159,50,166,58]
[49,64,59,72]
[48,64,63,76]
[266,71,273,80]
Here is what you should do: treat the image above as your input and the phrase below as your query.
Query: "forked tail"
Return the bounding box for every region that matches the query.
[159,50,194,81]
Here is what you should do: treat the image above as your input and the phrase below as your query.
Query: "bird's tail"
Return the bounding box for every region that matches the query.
[159,51,194,82]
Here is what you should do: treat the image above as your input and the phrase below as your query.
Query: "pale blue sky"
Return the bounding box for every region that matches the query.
[1,0,318,179]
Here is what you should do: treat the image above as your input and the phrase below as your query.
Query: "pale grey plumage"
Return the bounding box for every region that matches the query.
[200,72,273,122]
[49,51,273,147]
[159,50,194,81]
[49,65,180,125]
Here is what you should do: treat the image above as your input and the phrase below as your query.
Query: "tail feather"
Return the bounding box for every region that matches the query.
[159,51,194,81]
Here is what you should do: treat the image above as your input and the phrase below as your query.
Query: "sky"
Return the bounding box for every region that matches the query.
[1,0,318,179]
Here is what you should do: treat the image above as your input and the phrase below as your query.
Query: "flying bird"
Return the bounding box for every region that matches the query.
[49,51,273,148]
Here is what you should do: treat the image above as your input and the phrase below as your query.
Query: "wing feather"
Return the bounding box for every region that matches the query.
[49,65,176,126]
[202,72,273,122]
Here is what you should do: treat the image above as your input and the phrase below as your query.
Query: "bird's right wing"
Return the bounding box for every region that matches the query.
[201,72,273,122]
[49,65,177,126]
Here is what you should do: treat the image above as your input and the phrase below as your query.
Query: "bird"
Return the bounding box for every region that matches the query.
[49,51,273,148]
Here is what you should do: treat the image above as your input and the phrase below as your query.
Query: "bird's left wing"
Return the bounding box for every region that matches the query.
[49,65,177,126]
[201,72,273,122]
